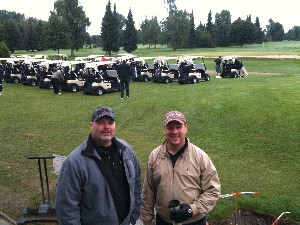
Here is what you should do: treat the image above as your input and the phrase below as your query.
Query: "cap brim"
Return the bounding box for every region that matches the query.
[164,119,185,126]
[93,114,115,122]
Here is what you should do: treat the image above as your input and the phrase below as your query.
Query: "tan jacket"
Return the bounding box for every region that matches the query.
[141,139,221,225]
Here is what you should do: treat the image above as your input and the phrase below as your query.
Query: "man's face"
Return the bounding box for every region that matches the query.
[164,121,187,149]
[90,116,116,146]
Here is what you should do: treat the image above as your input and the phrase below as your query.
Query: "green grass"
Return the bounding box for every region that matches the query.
[3,42,300,223]
[13,40,300,59]
[1,73,299,222]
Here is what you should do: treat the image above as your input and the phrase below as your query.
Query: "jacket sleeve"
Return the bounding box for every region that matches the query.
[56,158,82,225]
[141,153,156,225]
[191,154,221,217]
[130,152,142,224]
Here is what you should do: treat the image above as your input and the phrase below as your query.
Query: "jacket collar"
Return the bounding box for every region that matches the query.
[158,138,189,158]
[82,134,126,157]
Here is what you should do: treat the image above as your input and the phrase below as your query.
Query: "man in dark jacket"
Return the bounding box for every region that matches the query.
[214,56,222,78]
[117,60,131,99]
[56,106,142,225]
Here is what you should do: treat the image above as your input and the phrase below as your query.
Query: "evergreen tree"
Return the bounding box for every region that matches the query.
[25,18,37,51]
[195,22,206,47]
[246,15,252,22]
[111,4,120,53]
[206,10,213,35]
[3,20,22,53]
[35,20,47,51]
[123,9,138,53]
[101,0,115,55]
[187,11,197,48]
[254,17,265,43]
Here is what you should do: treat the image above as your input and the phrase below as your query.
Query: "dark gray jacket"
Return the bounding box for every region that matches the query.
[117,62,131,79]
[56,136,142,225]
[51,70,64,82]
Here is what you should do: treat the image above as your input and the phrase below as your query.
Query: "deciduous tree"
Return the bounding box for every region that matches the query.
[54,0,90,56]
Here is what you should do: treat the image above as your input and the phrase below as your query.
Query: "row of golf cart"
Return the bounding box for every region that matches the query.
[38,60,120,96]
[130,56,210,84]
[0,54,213,97]
[0,56,120,96]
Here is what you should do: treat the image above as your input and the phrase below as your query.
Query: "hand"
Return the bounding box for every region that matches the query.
[169,203,193,223]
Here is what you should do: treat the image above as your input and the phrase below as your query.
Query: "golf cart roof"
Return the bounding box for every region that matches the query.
[85,61,113,68]
[23,58,47,64]
[118,53,137,57]
[0,58,15,61]
[157,56,177,60]
[61,61,89,66]
[222,55,241,60]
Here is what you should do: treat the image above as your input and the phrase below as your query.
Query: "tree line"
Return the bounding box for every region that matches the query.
[0,0,299,57]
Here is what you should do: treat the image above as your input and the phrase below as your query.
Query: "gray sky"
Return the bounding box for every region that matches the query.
[1,0,298,35]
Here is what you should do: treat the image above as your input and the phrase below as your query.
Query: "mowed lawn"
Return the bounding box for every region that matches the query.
[0,61,300,222]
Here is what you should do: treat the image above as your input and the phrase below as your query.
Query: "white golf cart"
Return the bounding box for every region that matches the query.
[61,61,88,92]
[221,56,247,78]
[83,61,120,96]
[177,56,210,84]
[152,57,179,84]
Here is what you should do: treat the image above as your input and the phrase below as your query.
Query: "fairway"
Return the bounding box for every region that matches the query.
[0,68,300,223]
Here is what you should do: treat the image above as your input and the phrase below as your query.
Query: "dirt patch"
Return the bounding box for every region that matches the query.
[210,208,300,225]
[0,186,28,214]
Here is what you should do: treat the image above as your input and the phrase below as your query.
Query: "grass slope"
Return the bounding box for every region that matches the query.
[0,73,299,222]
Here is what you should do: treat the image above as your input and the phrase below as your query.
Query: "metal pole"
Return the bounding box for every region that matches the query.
[37,159,46,203]
[43,158,51,202]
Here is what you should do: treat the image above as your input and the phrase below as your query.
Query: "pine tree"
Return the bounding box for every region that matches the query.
[123,9,138,53]
[187,11,197,48]
[101,0,118,56]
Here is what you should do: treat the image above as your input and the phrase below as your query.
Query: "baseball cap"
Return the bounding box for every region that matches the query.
[163,111,186,126]
[91,107,115,122]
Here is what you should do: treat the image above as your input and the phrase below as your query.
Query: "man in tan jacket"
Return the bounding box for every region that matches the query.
[141,111,221,225]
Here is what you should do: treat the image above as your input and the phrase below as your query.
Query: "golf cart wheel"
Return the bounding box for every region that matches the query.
[31,80,37,86]
[143,76,148,82]
[12,77,20,84]
[190,77,197,84]
[164,78,170,84]
[95,88,104,96]
[205,76,211,81]
[48,83,53,89]
[231,72,238,78]
[71,85,78,92]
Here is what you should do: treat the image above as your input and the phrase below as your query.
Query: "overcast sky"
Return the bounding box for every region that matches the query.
[1,0,298,35]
